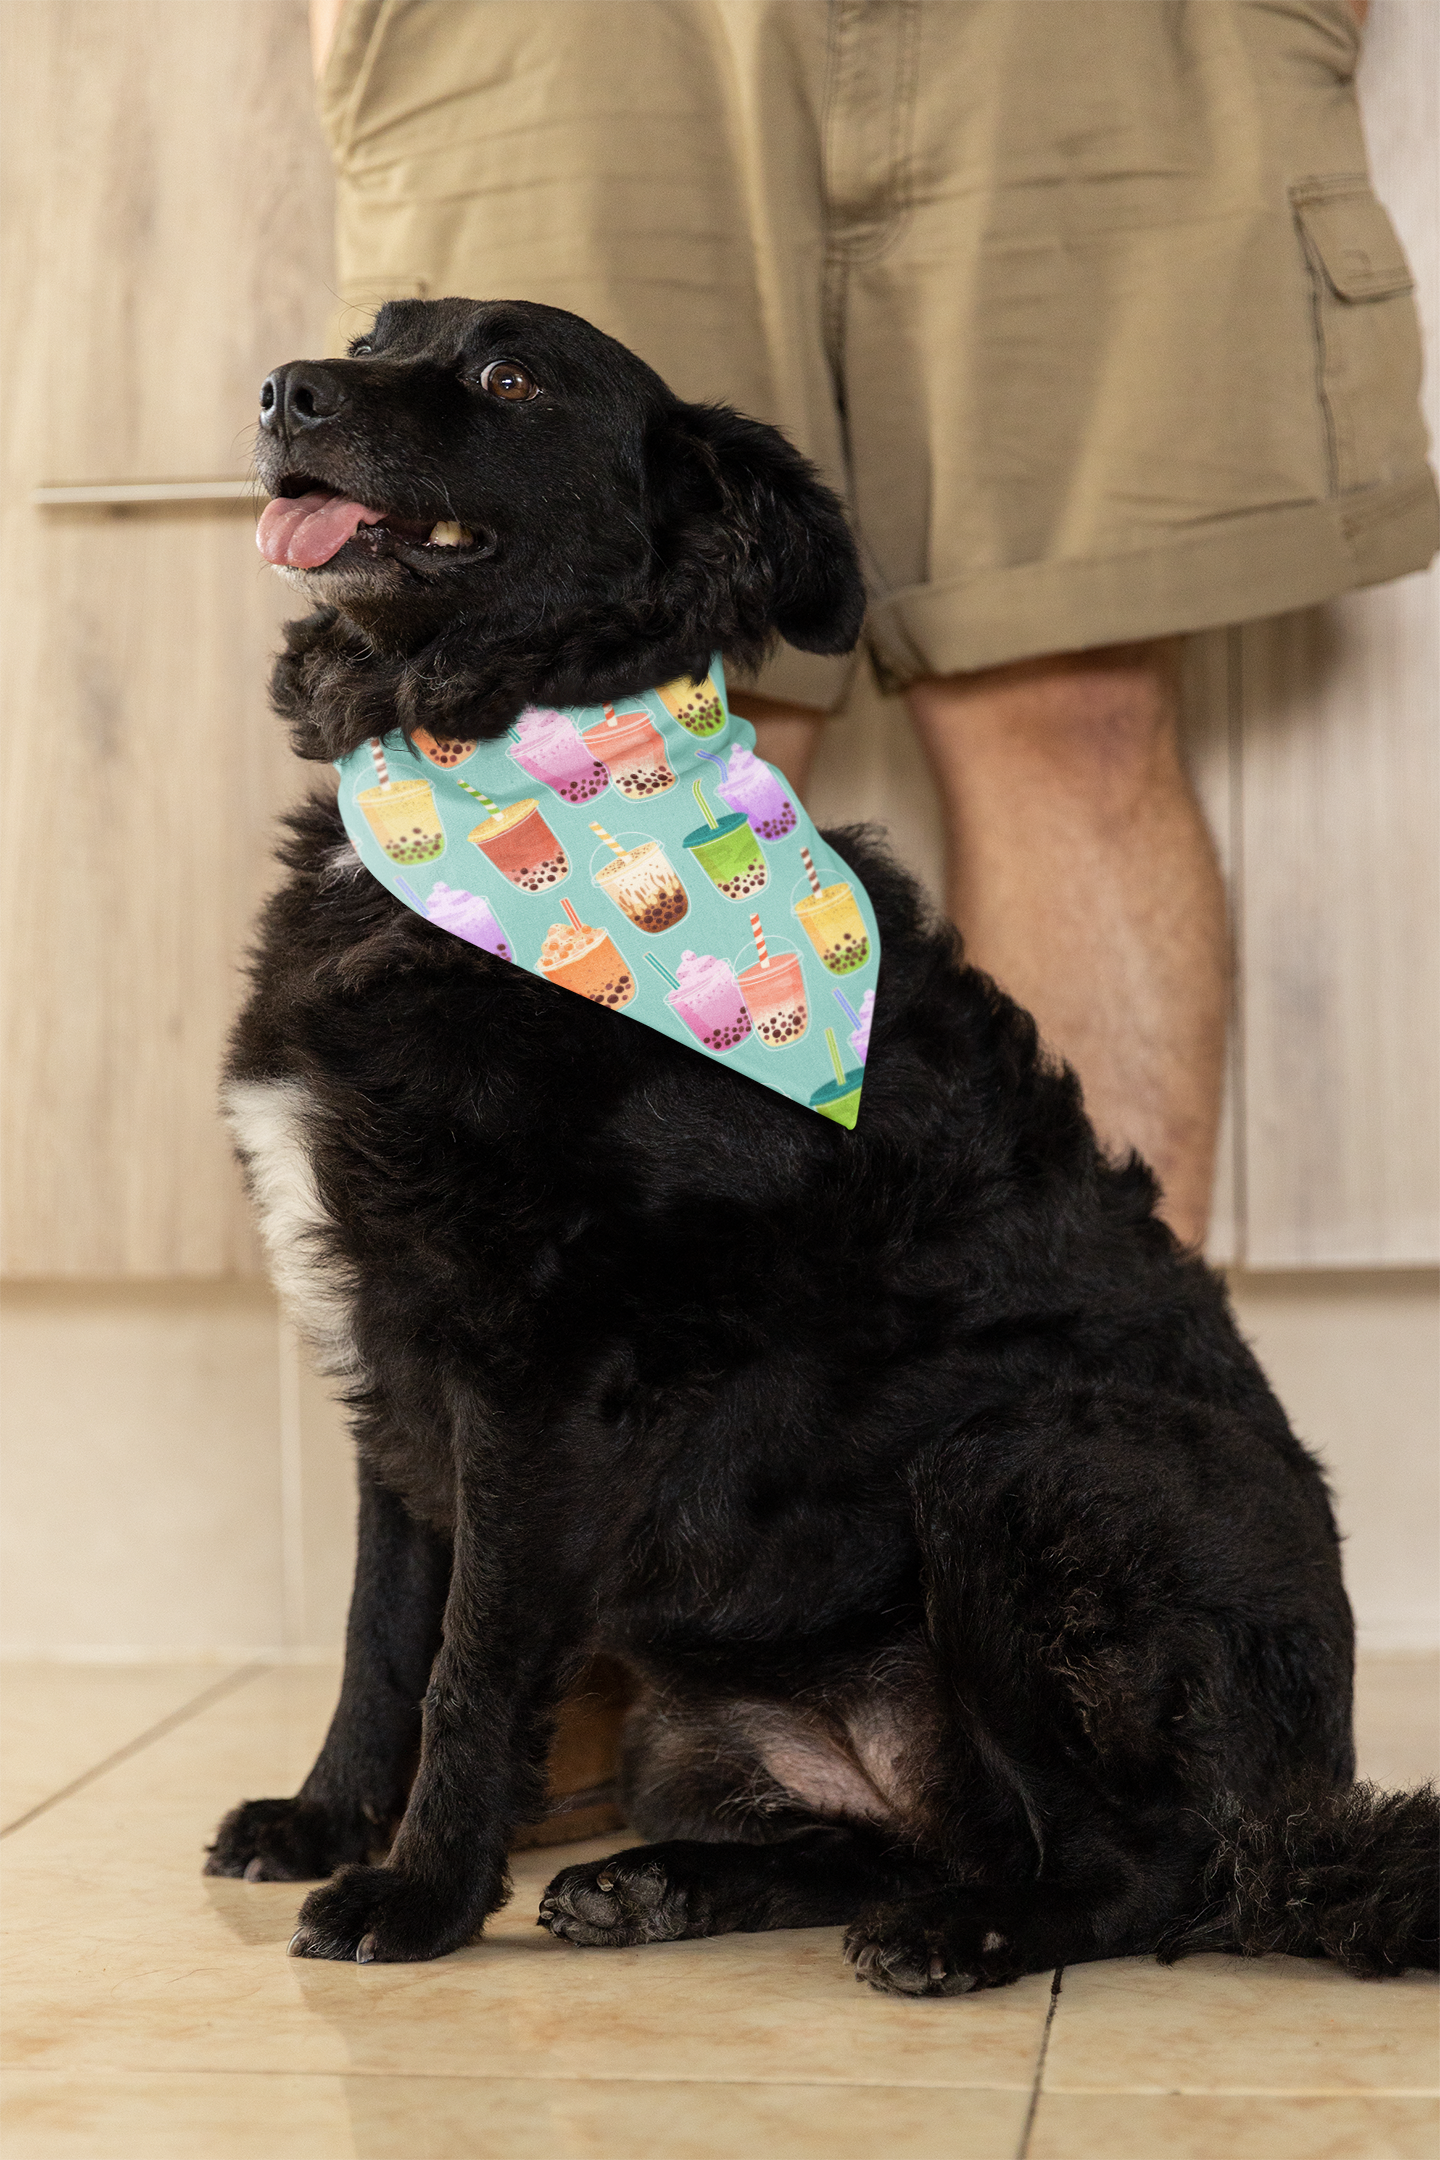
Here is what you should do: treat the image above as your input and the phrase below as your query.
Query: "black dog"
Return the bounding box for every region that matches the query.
[206,298,1436,1991]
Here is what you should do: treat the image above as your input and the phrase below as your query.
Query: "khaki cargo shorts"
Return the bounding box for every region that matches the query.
[320,0,1438,708]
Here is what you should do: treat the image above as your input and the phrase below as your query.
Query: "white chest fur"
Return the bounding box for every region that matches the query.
[222,1077,358,1377]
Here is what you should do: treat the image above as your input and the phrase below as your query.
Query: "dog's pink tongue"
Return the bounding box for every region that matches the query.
[256,490,385,568]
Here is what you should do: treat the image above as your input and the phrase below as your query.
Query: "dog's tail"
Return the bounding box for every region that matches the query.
[1163,1781,1439,1977]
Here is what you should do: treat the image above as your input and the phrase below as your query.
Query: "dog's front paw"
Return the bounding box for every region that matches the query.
[288,1863,472,1964]
[204,1796,373,1883]
[539,1850,690,1947]
[845,1896,1026,1998]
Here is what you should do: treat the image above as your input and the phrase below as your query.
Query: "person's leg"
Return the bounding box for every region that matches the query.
[906,641,1228,1249]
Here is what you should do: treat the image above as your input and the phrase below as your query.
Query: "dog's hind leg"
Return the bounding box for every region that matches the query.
[844,1385,1353,1996]
[205,1453,450,1882]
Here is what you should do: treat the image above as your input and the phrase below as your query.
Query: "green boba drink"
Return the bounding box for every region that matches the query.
[810,1072,864,1128]
[810,1024,863,1127]
[683,809,768,901]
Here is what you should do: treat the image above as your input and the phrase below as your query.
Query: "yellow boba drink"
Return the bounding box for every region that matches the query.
[356,776,446,866]
[794,881,870,976]
[656,672,726,738]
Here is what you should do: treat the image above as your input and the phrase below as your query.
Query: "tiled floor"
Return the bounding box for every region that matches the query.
[1,1658,1435,2159]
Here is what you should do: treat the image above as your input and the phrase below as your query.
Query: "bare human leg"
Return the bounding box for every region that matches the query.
[906,642,1228,1248]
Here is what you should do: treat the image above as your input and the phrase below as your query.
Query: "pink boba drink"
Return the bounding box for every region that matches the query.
[714,744,797,840]
[424,882,513,961]
[665,949,752,1052]
[509,707,608,804]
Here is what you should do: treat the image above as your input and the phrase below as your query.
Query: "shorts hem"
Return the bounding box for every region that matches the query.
[864,473,1440,681]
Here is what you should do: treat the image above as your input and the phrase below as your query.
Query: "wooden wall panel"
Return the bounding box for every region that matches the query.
[1236,4,1439,1266]
[1,2,335,1275]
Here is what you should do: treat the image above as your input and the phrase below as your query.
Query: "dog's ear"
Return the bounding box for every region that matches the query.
[650,401,866,656]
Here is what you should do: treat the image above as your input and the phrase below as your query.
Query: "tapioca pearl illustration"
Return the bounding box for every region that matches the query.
[412,727,478,768]
[656,672,727,738]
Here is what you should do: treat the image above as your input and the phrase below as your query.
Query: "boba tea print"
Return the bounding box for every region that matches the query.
[335,658,881,1127]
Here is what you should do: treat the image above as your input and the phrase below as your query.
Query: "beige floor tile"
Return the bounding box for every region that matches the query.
[0,2069,1027,2160]
[1028,2092,1440,2160]
[1043,1954,1439,2096]
[1354,1654,1440,1791]
[0,1663,251,1829]
[0,1666,1053,2091]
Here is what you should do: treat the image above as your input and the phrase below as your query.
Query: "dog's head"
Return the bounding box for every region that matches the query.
[254,298,865,758]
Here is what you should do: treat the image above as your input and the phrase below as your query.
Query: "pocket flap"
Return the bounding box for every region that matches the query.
[1293,186,1414,301]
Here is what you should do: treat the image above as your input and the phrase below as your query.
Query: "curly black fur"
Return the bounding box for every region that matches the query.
[1163,1783,1440,1976]
[208,299,1438,1992]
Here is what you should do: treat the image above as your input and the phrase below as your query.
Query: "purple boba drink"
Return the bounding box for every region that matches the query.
[665,949,753,1052]
[714,744,797,840]
[509,707,608,804]
[425,882,514,961]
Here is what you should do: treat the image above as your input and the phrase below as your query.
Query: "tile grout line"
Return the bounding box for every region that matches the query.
[0,1663,270,1839]
[1015,1966,1063,2159]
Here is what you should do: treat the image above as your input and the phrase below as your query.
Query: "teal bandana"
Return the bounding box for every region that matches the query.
[335,657,880,1127]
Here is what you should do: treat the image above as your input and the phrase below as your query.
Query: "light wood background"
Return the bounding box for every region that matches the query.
[2,0,1436,1279]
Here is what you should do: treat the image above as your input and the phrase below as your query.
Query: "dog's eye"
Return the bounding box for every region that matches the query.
[349,339,374,358]
[480,359,539,402]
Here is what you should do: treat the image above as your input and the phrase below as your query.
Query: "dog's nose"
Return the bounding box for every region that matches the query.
[259,363,347,436]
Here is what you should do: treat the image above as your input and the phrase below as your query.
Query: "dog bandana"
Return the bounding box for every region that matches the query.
[335,658,881,1127]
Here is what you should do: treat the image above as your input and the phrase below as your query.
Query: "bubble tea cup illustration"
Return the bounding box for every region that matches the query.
[647,951,752,1053]
[415,880,513,961]
[589,821,688,933]
[703,742,797,840]
[683,780,768,902]
[355,738,447,865]
[810,1025,865,1129]
[656,670,727,739]
[736,915,808,1048]
[793,846,870,976]
[460,775,570,892]
[581,702,676,800]
[508,707,609,804]
[411,726,479,770]
[539,898,636,1008]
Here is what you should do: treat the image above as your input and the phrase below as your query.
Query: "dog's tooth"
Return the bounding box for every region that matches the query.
[427,520,471,547]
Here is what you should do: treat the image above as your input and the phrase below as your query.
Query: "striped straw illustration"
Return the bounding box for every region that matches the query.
[452,775,502,818]
[367,738,392,790]
[799,845,823,897]
[749,912,769,969]
[588,820,628,857]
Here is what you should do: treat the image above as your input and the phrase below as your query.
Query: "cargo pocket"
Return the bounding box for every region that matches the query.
[1292,179,1426,497]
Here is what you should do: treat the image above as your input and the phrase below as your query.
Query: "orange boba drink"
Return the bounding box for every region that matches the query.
[356,776,446,866]
[581,705,677,800]
[468,799,569,891]
[539,904,636,1008]
[794,880,870,976]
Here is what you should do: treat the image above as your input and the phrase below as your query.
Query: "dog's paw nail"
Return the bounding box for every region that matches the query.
[928,1954,946,1982]
[287,1930,307,1957]
[243,1857,267,1882]
[596,1873,615,1892]
[356,1933,377,1964]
